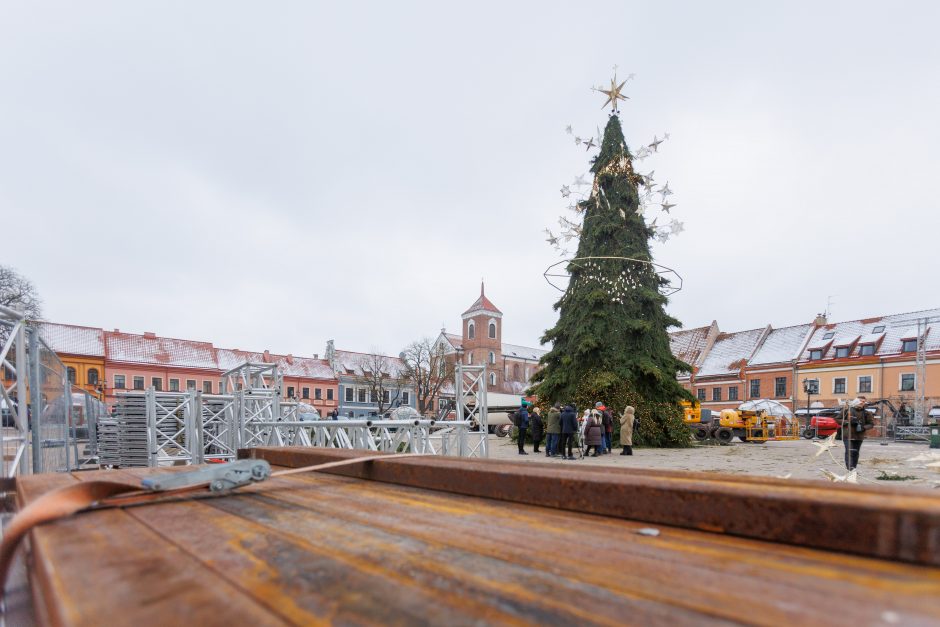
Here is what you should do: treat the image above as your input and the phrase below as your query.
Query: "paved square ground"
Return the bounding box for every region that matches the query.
[487,434,940,489]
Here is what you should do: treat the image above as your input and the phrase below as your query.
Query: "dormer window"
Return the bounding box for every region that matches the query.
[822,331,835,340]
[467,321,475,340]
[902,339,918,353]
[872,325,885,333]
[809,349,823,360]
[835,347,850,358]
[859,344,875,356]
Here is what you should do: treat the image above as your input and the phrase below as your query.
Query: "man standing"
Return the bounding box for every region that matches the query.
[595,402,612,454]
[840,396,873,470]
[545,404,561,457]
[530,407,544,454]
[559,404,578,460]
[516,403,530,455]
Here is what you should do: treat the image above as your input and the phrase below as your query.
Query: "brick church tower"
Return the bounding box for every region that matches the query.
[461,282,502,389]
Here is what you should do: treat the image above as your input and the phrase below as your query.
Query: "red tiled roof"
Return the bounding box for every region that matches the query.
[462,283,502,316]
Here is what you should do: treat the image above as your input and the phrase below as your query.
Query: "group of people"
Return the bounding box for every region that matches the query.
[513,402,637,460]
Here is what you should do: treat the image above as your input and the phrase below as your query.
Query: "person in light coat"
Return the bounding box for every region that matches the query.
[620,406,636,455]
[583,409,604,457]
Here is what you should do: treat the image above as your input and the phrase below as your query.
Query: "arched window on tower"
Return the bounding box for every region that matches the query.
[488,322,496,339]
[466,352,473,365]
[489,372,496,386]
[467,321,475,339]
[489,351,495,364]
[87,368,99,385]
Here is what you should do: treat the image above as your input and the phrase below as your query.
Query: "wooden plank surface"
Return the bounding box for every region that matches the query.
[14,457,940,626]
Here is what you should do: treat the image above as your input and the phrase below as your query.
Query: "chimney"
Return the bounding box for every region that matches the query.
[313,354,318,359]
[143,331,156,339]
[113,328,120,333]
[263,350,271,363]
[814,313,827,326]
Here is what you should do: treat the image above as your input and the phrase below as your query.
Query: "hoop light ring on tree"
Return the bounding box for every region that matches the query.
[543,256,683,298]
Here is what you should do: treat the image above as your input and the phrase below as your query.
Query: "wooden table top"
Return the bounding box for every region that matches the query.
[13,453,940,626]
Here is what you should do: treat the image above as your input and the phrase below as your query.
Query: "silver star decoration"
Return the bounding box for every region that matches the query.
[574,136,582,146]
[659,182,673,197]
[583,137,596,151]
[573,174,588,188]
[661,201,676,213]
[565,125,573,135]
[648,135,663,152]
[560,185,570,198]
[669,220,684,235]
[566,202,577,212]
[642,171,656,188]
[655,230,670,243]
[663,132,670,140]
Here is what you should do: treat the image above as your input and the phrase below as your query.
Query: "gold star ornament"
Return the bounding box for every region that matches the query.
[597,73,629,111]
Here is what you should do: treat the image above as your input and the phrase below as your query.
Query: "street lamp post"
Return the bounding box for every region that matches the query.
[803,378,818,438]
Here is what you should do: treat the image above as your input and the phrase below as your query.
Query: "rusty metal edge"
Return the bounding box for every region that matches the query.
[243,447,940,567]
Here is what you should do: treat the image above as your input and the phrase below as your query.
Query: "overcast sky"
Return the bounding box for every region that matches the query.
[2,1,938,358]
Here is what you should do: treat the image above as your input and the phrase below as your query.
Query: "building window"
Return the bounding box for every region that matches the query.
[512,364,520,380]
[467,321,475,339]
[697,388,706,401]
[749,379,760,398]
[87,368,99,385]
[186,379,196,390]
[315,388,322,400]
[900,374,915,391]
[712,388,721,402]
[402,391,410,405]
[382,390,390,404]
[774,377,786,398]
[488,322,496,339]
[151,377,162,391]
[133,376,145,390]
[902,339,917,353]
[809,349,823,360]
[327,388,334,401]
[169,379,180,392]
[872,325,885,333]
[439,398,448,410]
[344,387,353,402]
[822,331,835,340]
[67,367,76,384]
[489,351,495,364]
[302,387,310,399]
[287,386,295,398]
[859,344,875,356]
[489,372,496,385]
[203,381,213,394]
[466,352,473,365]
[357,388,366,403]
[835,347,850,358]
[728,386,739,401]
[114,375,126,389]
[804,379,819,395]
[833,378,846,394]
[858,376,872,393]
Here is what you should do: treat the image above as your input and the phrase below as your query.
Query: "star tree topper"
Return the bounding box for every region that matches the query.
[596,72,629,111]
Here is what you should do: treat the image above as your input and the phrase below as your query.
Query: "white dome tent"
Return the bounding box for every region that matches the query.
[737,399,794,418]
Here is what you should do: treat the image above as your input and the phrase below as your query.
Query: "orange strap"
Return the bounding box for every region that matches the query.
[0,453,420,599]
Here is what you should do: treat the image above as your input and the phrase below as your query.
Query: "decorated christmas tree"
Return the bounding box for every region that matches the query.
[531,73,691,447]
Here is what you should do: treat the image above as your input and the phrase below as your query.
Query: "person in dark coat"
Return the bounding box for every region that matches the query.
[529,407,544,453]
[516,404,530,455]
[839,396,874,470]
[559,404,578,460]
[545,405,561,457]
[583,409,604,457]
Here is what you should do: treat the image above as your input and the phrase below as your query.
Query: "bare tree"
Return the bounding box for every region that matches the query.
[0,265,42,319]
[400,337,455,416]
[357,351,403,415]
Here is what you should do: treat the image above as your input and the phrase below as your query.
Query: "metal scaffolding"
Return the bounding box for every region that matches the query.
[0,304,30,477]
[454,364,489,458]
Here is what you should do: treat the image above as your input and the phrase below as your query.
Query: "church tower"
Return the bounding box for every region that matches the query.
[461,282,502,389]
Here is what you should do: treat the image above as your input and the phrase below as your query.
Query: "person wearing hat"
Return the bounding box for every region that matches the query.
[545,404,561,457]
[620,406,636,455]
[516,402,530,455]
[595,402,612,454]
[839,396,874,470]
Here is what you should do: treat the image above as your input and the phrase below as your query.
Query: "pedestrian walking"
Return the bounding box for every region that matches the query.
[559,404,578,460]
[619,406,636,455]
[598,403,613,454]
[530,407,544,453]
[583,409,604,457]
[839,396,873,470]
[516,403,530,455]
[545,405,561,457]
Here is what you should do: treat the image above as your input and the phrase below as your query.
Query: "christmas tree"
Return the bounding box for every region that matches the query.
[531,76,691,447]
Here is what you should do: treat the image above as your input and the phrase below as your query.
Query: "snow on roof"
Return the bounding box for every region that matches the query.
[443,333,463,350]
[696,327,767,378]
[215,349,267,372]
[831,335,861,347]
[275,355,335,379]
[800,307,940,360]
[38,322,105,357]
[333,350,406,377]
[668,325,712,368]
[748,324,813,366]
[501,342,546,361]
[461,284,502,317]
[105,332,218,369]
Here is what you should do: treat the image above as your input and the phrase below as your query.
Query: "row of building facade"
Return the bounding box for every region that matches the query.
[672,309,940,415]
